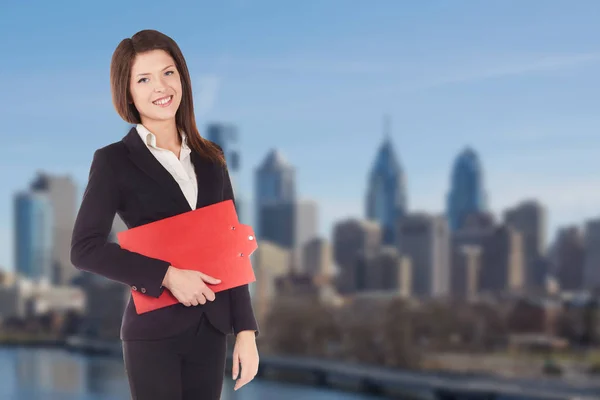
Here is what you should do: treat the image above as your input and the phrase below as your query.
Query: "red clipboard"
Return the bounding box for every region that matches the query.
[117,199,257,314]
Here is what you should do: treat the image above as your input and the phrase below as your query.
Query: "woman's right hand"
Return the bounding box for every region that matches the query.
[161,266,221,307]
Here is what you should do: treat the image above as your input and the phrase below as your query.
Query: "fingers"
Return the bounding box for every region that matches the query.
[198,272,221,285]
[233,356,258,391]
[232,351,240,380]
[234,364,256,391]
[195,282,215,302]
[203,287,216,302]
[180,293,205,307]
[195,293,207,305]
[175,275,217,306]
[234,375,250,391]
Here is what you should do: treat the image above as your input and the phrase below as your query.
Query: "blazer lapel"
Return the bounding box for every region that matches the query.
[122,126,192,213]
[190,149,210,210]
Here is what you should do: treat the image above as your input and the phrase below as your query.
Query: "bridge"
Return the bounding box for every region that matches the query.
[226,353,600,400]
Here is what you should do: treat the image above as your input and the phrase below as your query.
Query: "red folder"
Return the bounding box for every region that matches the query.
[117,199,257,314]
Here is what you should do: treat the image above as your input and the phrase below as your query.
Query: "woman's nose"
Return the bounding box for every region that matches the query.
[153,78,168,93]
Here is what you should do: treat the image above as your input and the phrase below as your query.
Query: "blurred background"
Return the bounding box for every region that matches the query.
[1,1,600,399]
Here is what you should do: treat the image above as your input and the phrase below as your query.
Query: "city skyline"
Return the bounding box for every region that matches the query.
[2,137,588,276]
[2,1,600,271]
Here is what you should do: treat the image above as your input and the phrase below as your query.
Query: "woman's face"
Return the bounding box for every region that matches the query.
[129,49,183,124]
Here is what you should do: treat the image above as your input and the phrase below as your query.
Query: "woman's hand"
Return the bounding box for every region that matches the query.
[161,266,221,306]
[232,331,259,391]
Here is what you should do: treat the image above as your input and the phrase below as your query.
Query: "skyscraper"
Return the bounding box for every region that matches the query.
[553,226,584,291]
[259,199,318,271]
[480,224,525,293]
[504,200,547,289]
[205,122,247,223]
[365,116,407,245]
[14,190,54,282]
[255,149,296,237]
[398,213,450,297]
[583,218,600,290]
[30,172,78,285]
[332,218,382,294]
[447,147,487,232]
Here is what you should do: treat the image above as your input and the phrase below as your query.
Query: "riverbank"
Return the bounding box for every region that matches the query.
[422,350,600,383]
[4,340,600,400]
[0,332,65,347]
[0,347,381,400]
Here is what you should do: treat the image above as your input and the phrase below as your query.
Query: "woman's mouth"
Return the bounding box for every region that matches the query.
[152,95,173,107]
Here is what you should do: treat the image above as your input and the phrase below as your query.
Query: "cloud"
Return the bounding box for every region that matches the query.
[213,55,394,74]
[415,52,600,89]
[202,51,600,114]
[213,51,600,82]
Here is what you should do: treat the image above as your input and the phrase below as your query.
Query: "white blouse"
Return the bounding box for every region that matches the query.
[136,124,198,210]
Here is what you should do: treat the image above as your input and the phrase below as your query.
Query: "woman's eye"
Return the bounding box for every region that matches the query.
[136,71,174,83]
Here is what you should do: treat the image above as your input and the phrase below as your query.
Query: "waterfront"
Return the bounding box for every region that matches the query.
[0,347,383,400]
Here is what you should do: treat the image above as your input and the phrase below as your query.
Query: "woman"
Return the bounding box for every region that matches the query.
[70,29,259,400]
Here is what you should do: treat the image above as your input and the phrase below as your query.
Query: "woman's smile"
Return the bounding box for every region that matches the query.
[152,95,173,107]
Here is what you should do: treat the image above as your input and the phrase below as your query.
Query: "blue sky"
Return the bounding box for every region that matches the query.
[1,0,600,271]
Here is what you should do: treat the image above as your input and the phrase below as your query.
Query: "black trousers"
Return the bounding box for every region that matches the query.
[122,313,227,400]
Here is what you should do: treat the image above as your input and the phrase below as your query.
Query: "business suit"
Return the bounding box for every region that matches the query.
[70,126,258,399]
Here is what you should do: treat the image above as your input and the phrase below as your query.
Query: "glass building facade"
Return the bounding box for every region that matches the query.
[14,191,53,282]
[446,147,487,231]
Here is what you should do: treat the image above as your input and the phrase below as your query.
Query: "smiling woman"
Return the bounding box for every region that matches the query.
[130,52,180,120]
[109,30,224,165]
[70,29,260,400]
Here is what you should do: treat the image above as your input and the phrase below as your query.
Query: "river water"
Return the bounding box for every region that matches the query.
[0,347,383,399]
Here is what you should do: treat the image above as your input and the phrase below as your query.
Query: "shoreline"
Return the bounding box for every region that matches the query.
[1,340,599,400]
[1,340,399,399]
[0,335,65,348]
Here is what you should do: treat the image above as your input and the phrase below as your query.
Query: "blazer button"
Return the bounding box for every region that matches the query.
[141,288,146,293]
[132,286,137,291]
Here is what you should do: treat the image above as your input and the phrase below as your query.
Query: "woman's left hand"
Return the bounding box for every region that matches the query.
[232,331,259,391]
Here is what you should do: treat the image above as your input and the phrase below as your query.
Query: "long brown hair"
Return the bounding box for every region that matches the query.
[110,29,224,165]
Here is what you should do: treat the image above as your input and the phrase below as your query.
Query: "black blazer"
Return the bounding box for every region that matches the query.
[70,126,259,341]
